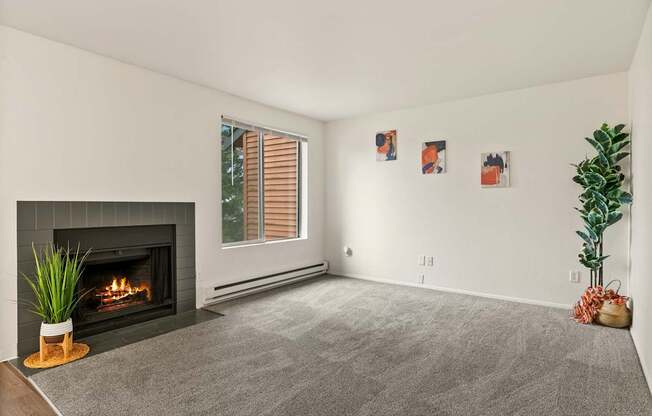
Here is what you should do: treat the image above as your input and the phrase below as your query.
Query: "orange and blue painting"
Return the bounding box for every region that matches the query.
[376,130,397,161]
[481,151,510,187]
[421,140,446,174]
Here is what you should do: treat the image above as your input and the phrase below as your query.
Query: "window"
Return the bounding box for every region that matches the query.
[221,118,304,246]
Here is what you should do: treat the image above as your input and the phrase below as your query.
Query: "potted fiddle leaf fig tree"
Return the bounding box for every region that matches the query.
[573,123,632,288]
[23,244,91,343]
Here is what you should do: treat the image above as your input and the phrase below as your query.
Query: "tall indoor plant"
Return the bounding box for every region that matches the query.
[573,123,632,287]
[23,244,91,341]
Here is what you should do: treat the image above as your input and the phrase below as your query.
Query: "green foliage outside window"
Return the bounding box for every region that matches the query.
[221,124,245,243]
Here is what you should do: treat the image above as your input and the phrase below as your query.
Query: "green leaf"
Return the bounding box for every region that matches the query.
[585,137,605,153]
[577,160,589,174]
[612,133,629,145]
[613,152,630,163]
[614,124,626,134]
[588,189,607,204]
[587,209,604,226]
[611,139,630,153]
[594,223,607,235]
[584,226,598,242]
[594,129,612,147]
[575,231,593,244]
[584,172,606,188]
[585,260,600,270]
[598,152,610,167]
[607,212,623,226]
[572,175,584,185]
[606,189,620,200]
[619,192,633,204]
[595,199,609,216]
[582,246,596,256]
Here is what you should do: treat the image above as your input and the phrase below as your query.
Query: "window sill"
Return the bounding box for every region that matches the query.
[221,237,307,250]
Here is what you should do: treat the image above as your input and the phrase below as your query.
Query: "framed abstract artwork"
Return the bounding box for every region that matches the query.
[422,140,446,174]
[376,130,397,161]
[481,151,510,187]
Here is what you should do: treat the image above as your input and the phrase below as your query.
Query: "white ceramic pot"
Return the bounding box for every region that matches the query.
[40,318,73,342]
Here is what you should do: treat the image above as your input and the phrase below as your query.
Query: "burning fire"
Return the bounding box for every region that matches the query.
[96,276,150,306]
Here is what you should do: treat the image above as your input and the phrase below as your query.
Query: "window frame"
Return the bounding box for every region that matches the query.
[220,119,305,248]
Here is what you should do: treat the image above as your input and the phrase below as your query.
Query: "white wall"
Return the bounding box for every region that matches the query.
[325,73,630,308]
[629,3,652,392]
[0,26,325,361]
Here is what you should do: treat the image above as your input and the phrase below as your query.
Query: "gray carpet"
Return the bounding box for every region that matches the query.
[31,275,652,415]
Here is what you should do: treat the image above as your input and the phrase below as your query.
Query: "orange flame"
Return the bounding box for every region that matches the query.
[99,276,150,306]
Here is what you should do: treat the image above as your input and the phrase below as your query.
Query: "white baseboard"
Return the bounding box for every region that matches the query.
[331,271,572,310]
[631,332,652,396]
[1,354,17,363]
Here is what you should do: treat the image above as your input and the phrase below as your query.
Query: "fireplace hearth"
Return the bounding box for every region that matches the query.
[55,225,176,338]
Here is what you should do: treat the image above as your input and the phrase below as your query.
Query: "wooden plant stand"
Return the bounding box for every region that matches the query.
[40,331,73,362]
[24,332,89,369]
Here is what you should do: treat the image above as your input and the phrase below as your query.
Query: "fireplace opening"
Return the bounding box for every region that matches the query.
[79,246,173,322]
[54,225,176,338]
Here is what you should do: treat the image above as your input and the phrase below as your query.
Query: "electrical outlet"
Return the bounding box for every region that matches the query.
[418,255,426,266]
[427,256,434,267]
[569,271,581,283]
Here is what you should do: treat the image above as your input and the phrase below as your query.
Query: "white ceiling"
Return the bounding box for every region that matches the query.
[1,0,650,121]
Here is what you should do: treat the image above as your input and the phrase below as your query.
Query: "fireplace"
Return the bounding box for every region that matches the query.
[54,224,176,338]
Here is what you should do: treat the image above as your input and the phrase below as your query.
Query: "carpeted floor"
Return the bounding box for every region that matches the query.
[31,275,651,415]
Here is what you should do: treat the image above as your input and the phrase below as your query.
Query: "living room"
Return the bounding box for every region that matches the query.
[1,1,652,415]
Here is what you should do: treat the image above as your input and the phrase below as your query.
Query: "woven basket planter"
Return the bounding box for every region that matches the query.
[596,301,632,328]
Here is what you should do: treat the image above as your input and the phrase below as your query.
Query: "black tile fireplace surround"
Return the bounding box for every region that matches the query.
[55,225,177,338]
[16,201,196,356]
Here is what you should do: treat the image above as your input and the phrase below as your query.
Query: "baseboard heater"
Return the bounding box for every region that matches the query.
[204,261,328,304]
